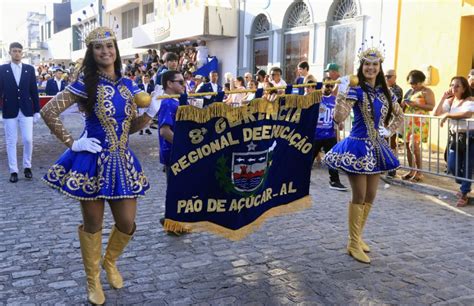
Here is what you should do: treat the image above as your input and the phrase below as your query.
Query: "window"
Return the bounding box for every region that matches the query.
[143,2,154,24]
[251,14,270,74]
[333,0,358,21]
[72,18,97,50]
[253,14,269,35]
[122,7,139,39]
[286,2,311,29]
[47,22,52,39]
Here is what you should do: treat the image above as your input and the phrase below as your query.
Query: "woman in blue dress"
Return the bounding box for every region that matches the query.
[40,27,160,305]
[324,45,403,264]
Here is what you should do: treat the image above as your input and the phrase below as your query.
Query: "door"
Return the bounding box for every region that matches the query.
[254,38,269,73]
[284,32,309,83]
[327,24,356,76]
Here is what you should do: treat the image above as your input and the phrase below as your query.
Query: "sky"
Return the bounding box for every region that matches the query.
[0,0,59,43]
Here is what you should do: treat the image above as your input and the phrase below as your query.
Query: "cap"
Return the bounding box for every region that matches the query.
[193,74,204,80]
[255,69,266,77]
[324,63,340,72]
[55,68,64,73]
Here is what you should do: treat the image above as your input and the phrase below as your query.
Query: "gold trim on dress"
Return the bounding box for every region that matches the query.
[43,78,150,199]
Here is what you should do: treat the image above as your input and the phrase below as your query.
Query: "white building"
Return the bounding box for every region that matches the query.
[39,0,73,65]
[132,0,239,78]
[0,41,9,64]
[15,12,46,65]
[238,0,399,82]
[102,0,151,60]
[70,0,100,61]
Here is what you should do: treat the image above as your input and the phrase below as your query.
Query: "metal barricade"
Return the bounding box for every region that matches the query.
[339,113,474,183]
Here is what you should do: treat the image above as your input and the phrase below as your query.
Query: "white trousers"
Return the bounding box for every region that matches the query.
[3,111,33,173]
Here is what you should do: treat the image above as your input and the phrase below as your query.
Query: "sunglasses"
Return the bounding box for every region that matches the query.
[385,75,394,79]
[324,84,334,89]
[170,80,185,85]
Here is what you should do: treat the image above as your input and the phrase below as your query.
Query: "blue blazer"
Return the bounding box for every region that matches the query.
[138,82,154,94]
[45,78,67,96]
[153,65,169,86]
[196,82,223,107]
[0,63,40,119]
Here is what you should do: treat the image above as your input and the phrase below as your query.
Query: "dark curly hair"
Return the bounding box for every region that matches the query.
[357,60,393,127]
[406,70,426,84]
[76,40,122,115]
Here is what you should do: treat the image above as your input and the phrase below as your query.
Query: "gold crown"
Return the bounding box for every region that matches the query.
[85,27,116,46]
[357,37,385,63]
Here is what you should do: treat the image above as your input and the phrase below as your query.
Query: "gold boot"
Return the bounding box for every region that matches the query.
[78,225,105,305]
[347,203,371,264]
[359,203,372,253]
[102,224,135,289]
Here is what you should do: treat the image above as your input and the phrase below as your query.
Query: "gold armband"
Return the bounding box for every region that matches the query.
[334,92,355,124]
[40,91,77,148]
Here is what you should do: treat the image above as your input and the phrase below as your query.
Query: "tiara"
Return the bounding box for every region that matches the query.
[357,36,385,63]
[85,27,116,46]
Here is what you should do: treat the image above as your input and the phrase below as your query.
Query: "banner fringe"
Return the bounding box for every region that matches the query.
[162,195,313,241]
[176,91,322,123]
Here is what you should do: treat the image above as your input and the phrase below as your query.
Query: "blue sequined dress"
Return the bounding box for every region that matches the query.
[324,85,400,174]
[42,74,150,200]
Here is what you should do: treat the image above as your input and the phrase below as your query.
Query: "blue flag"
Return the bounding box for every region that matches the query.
[164,92,321,240]
[193,56,218,78]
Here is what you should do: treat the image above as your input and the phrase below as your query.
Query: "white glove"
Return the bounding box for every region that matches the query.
[378,126,391,138]
[33,113,41,123]
[145,93,162,118]
[338,75,350,93]
[71,131,102,153]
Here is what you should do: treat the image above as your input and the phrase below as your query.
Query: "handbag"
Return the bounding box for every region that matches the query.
[449,132,466,153]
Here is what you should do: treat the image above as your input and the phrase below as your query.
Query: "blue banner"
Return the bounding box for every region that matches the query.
[164,92,321,240]
[193,56,218,78]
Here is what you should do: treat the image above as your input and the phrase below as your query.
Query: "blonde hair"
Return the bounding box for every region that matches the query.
[303,74,317,83]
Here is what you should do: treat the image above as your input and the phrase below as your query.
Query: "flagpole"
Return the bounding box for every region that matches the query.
[98,0,103,26]
[151,79,342,100]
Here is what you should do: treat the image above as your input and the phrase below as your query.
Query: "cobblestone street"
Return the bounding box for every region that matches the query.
[0,115,473,305]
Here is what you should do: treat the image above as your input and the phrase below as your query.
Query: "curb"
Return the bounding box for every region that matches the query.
[380,176,457,199]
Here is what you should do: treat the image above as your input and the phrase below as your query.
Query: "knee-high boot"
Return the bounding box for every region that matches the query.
[347,202,371,264]
[359,203,372,252]
[102,224,135,289]
[78,225,105,305]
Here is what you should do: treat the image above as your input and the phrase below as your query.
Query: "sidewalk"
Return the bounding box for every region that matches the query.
[384,141,474,209]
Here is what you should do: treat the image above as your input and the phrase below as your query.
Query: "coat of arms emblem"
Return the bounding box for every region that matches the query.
[230,141,276,192]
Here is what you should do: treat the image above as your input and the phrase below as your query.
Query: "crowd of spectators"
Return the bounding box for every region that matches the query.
[34,40,213,96]
[121,41,211,87]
